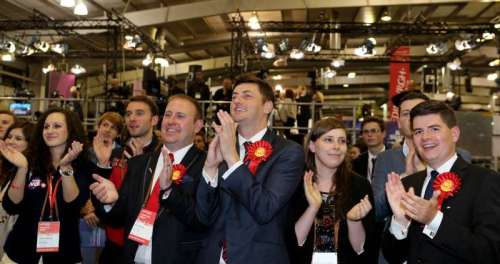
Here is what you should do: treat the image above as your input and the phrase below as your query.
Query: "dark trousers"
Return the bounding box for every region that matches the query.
[99,240,125,264]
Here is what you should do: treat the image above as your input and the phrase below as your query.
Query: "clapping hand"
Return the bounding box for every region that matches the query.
[385,172,409,225]
[347,195,372,221]
[303,170,322,210]
[93,134,113,166]
[401,187,440,225]
[214,111,239,167]
[0,140,28,169]
[90,174,119,204]
[60,141,83,168]
[158,146,173,190]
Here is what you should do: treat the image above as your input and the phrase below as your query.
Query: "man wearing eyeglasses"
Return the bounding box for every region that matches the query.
[352,117,386,183]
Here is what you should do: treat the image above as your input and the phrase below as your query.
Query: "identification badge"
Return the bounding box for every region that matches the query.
[128,209,156,245]
[36,221,60,252]
[312,252,338,264]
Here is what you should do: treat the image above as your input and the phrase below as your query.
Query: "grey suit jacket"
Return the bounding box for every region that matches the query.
[372,146,472,221]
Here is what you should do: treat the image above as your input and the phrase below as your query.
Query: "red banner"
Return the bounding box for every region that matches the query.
[389,46,410,120]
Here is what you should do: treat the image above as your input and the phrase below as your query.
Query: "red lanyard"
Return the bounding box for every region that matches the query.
[41,173,62,221]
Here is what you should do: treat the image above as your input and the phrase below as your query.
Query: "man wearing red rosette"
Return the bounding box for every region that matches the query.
[197,75,305,264]
[90,94,208,264]
[383,100,500,264]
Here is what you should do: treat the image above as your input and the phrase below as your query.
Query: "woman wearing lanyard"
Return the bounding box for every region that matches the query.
[1,108,90,263]
[288,118,377,263]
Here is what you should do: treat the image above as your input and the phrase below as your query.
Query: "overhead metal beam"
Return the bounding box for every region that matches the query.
[119,0,474,26]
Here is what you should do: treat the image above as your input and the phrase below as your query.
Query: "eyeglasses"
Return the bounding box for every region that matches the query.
[362,128,381,134]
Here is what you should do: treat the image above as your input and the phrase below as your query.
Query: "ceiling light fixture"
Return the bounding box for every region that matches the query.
[34,41,50,52]
[289,49,304,60]
[272,75,282,80]
[74,0,88,16]
[343,84,349,88]
[495,23,500,29]
[381,10,392,22]
[426,42,448,55]
[489,59,500,67]
[60,0,76,7]
[248,12,261,30]
[260,43,276,59]
[323,68,336,79]
[274,84,283,92]
[347,72,356,78]
[50,43,67,54]
[70,64,86,75]
[454,39,474,51]
[487,73,498,81]
[142,53,153,66]
[42,64,56,74]
[1,52,14,62]
[354,38,376,57]
[154,57,169,68]
[447,58,461,71]
[331,58,345,68]
[482,32,495,40]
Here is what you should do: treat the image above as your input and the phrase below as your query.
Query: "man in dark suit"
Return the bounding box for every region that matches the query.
[352,117,386,182]
[91,94,207,264]
[197,75,305,264]
[382,100,500,263]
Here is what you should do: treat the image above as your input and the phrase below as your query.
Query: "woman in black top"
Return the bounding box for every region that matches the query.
[289,118,377,263]
[1,108,91,263]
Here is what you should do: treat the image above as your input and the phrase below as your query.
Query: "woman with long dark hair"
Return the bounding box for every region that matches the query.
[0,121,35,258]
[288,118,377,263]
[1,108,91,263]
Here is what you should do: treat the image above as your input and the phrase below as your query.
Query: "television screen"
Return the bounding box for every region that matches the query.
[9,102,32,116]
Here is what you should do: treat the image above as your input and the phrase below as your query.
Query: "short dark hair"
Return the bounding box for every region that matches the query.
[234,75,275,106]
[392,90,430,108]
[168,94,203,120]
[410,100,457,129]
[127,95,159,116]
[361,117,385,132]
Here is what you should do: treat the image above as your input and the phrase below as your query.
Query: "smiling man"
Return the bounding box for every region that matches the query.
[197,75,305,264]
[382,100,500,264]
[91,94,208,264]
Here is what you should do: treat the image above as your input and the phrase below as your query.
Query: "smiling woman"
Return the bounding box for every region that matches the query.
[288,118,377,264]
[0,108,101,264]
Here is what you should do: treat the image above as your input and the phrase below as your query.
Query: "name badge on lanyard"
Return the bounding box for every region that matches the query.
[128,208,156,245]
[37,221,60,252]
[37,173,61,252]
[311,252,338,264]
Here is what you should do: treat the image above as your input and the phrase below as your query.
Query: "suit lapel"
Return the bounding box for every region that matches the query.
[252,129,279,176]
[441,156,468,209]
[180,145,202,173]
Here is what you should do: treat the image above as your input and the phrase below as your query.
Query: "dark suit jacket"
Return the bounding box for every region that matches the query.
[287,173,378,264]
[196,129,305,264]
[352,152,370,180]
[382,157,500,264]
[99,145,207,264]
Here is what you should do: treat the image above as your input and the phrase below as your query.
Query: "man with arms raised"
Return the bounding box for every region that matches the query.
[197,75,305,264]
[382,100,500,263]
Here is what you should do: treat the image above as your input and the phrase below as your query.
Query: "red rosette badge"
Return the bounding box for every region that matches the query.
[432,172,461,209]
[171,164,187,185]
[243,140,273,175]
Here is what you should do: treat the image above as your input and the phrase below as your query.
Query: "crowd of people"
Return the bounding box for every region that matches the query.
[0,74,498,264]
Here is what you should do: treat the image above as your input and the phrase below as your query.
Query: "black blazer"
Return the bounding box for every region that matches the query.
[287,173,378,264]
[352,152,370,180]
[382,157,500,264]
[99,145,207,264]
[196,129,305,264]
[2,159,100,264]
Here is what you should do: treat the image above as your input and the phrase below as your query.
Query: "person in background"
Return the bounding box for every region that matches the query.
[80,112,124,264]
[349,145,362,161]
[279,89,298,140]
[352,117,386,183]
[382,100,500,263]
[194,132,207,151]
[0,111,16,140]
[1,108,91,263]
[296,86,313,133]
[213,77,233,113]
[288,118,377,264]
[0,121,35,259]
[98,96,161,264]
[187,71,210,103]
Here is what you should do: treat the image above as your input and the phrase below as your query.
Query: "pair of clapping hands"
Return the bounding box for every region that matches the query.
[303,171,372,222]
[386,172,440,226]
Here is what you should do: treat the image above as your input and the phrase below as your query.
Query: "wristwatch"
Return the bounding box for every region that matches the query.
[59,167,74,177]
